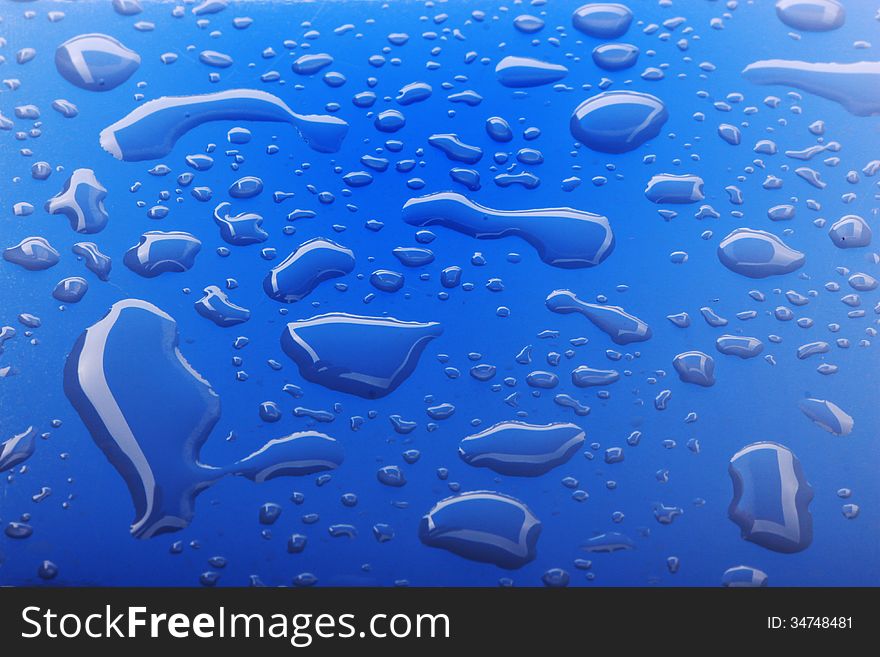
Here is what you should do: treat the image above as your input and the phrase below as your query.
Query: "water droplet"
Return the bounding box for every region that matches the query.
[55,33,140,91]
[715,335,764,359]
[64,300,344,537]
[572,3,633,38]
[728,442,813,553]
[264,238,354,303]
[52,276,89,303]
[644,174,705,204]
[717,228,805,278]
[672,351,716,387]
[3,236,60,271]
[123,231,201,278]
[743,60,880,116]
[776,0,845,32]
[100,89,348,161]
[0,426,37,472]
[45,168,109,234]
[798,398,853,435]
[722,565,768,587]
[403,192,613,269]
[829,215,871,248]
[546,289,651,344]
[459,421,585,476]
[495,56,568,88]
[280,313,442,399]
[570,91,668,153]
[195,286,250,327]
[419,491,541,569]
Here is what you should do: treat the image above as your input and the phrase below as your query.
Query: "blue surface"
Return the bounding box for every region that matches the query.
[0,0,878,587]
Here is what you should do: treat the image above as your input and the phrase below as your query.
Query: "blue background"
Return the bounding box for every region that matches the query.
[0,0,878,586]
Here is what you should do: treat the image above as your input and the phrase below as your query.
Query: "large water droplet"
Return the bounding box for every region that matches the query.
[798,398,853,435]
[672,351,716,387]
[828,214,871,248]
[123,231,201,278]
[776,0,845,32]
[3,236,60,271]
[572,3,633,38]
[0,426,37,472]
[458,421,585,476]
[55,33,141,91]
[419,491,542,569]
[64,300,343,538]
[263,238,354,303]
[717,228,805,278]
[402,192,614,269]
[728,442,814,553]
[99,89,348,161]
[722,565,768,587]
[194,286,251,327]
[495,56,568,88]
[280,313,442,399]
[570,91,668,153]
[743,60,880,116]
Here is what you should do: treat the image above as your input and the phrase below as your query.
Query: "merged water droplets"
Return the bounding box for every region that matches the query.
[45,168,109,234]
[212,202,268,246]
[546,290,652,344]
[99,89,348,161]
[428,134,483,164]
[402,192,614,269]
[743,60,880,117]
[72,242,112,280]
[571,365,620,387]
[716,335,764,359]
[4,0,876,587]
[397,81,433,105]
[63,300,343,538]
[581,532,634,553]
[292,53,334,75]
